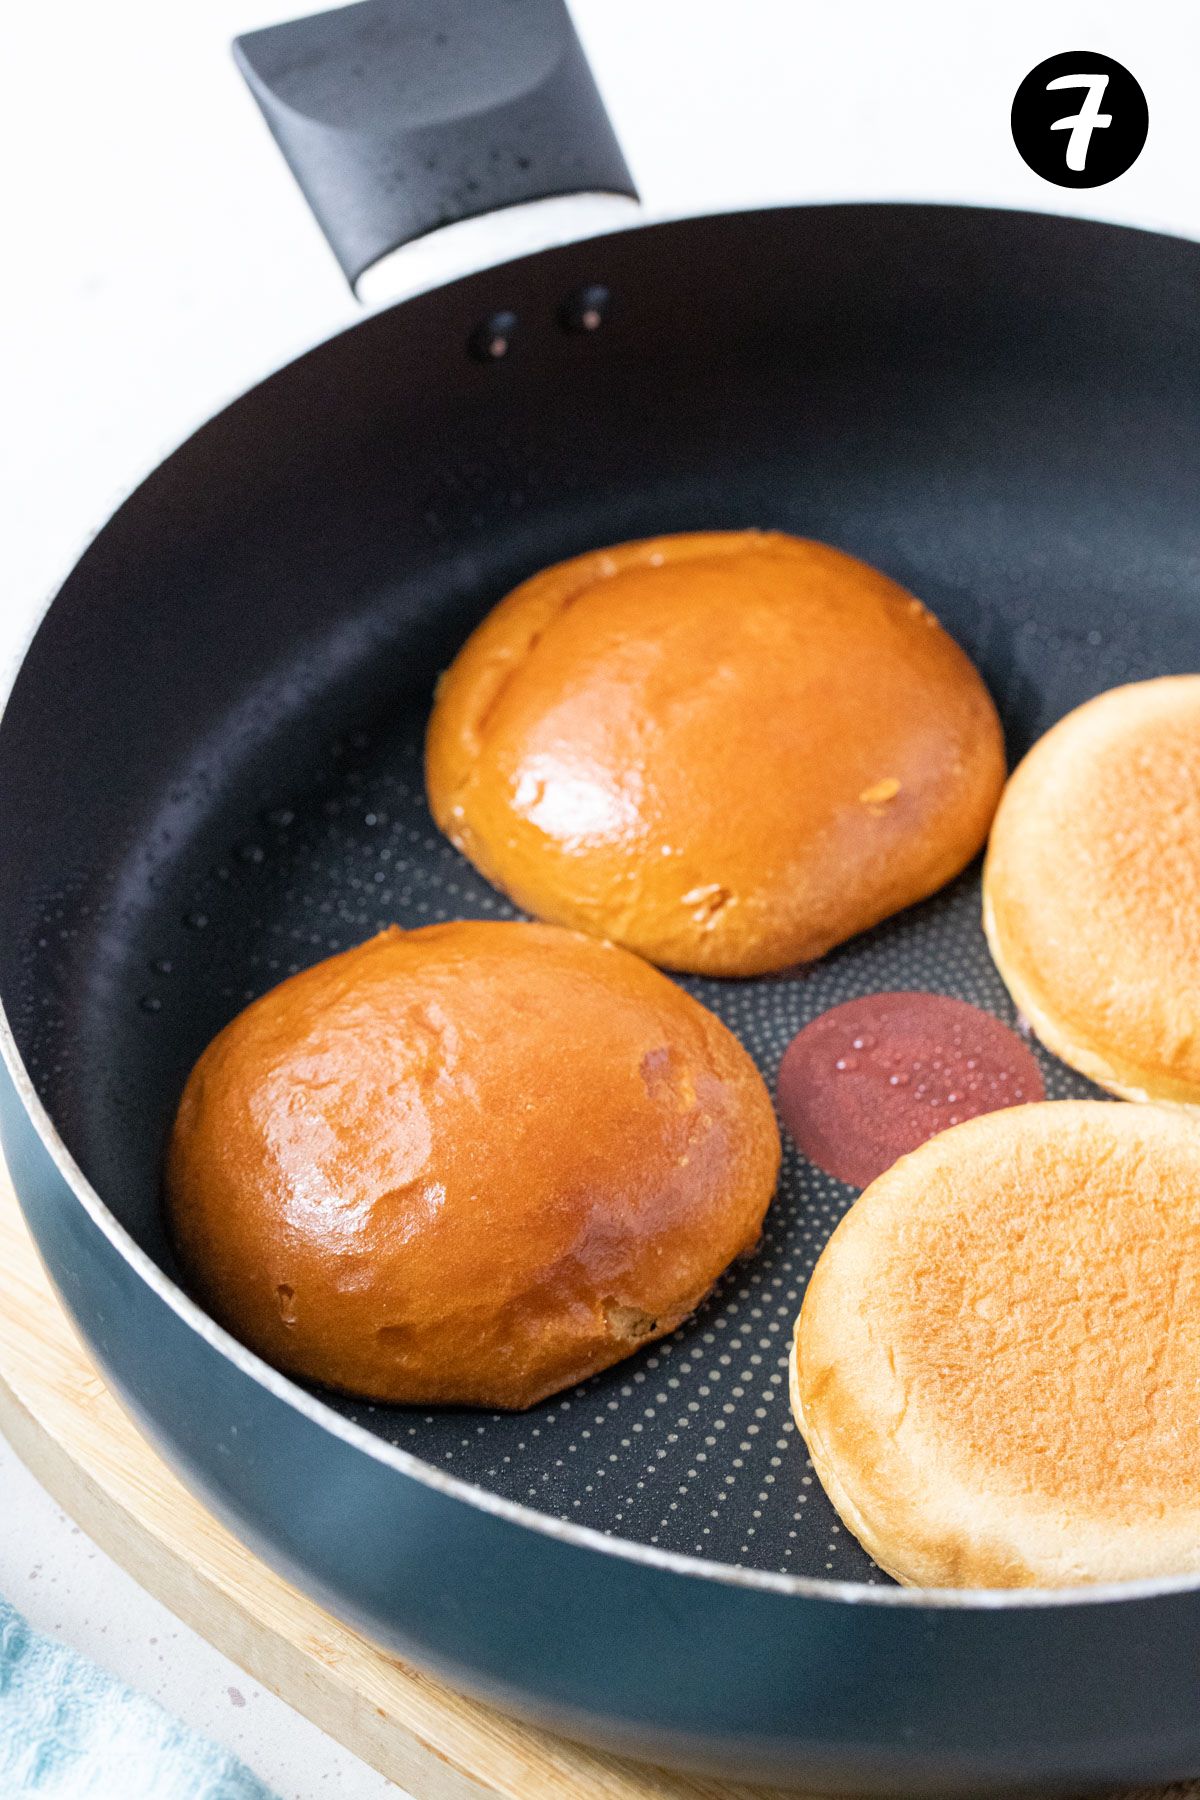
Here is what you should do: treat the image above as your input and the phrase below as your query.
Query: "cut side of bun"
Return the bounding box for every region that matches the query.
[792,1101,1200,1588]
[984,676,1200,1104]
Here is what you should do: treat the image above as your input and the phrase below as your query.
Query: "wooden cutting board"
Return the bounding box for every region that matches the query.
[0,1166,1196,1800]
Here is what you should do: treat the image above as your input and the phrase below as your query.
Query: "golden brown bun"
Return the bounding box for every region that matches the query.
[167,920,779,1409]
[792,1100,1200,1588]
[984,676,1200,1103]
[426,532,1005,976]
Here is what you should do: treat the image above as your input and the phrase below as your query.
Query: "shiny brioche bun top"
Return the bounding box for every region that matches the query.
[427,531,1005,975]
[167,920,780,1409]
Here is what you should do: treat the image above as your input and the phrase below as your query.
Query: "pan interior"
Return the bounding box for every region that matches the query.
[19,579,1180,1585]
[5,207,1200,1584]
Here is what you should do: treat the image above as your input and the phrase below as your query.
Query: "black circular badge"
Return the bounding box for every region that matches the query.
[1011,52,1148,188]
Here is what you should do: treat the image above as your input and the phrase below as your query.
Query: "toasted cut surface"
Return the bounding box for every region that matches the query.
[792,1101,1200,1588]
[167,920,780,1408]
[427,531,1005,975]
[984,675,1200,1103]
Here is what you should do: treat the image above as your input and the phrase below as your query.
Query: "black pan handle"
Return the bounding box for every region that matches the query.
[233,0,638,292]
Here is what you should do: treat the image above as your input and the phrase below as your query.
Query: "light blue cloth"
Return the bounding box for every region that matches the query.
[0,1599,279,1799]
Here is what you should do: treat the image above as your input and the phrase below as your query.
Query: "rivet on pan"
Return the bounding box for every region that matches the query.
[469,311,518,362]
[559,284,610,333]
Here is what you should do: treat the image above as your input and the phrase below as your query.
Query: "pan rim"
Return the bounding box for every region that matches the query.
[6,199,1200,1614]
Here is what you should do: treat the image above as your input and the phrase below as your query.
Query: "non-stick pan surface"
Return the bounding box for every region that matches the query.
[4,205,1200,1791]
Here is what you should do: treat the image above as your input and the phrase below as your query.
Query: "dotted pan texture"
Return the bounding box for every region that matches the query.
[19,581,1181,1586]
[142,737,1114,1586]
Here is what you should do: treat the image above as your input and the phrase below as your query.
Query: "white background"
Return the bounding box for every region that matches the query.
[1,3,1197,1794]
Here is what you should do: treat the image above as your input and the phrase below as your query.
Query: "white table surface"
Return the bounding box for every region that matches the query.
[2,2,1198,1794]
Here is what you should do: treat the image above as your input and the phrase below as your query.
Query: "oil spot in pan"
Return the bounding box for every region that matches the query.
[776,991,1044,1186]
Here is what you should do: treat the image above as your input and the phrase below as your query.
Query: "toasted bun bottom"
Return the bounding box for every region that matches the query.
[792,1101,1200,1587]
[983,676,1200,1105]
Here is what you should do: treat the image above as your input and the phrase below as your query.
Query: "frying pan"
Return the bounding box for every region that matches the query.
[3,4,1200,1792]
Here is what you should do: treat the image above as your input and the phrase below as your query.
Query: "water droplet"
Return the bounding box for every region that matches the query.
[888,1072,909,1087]
[948,1115,959,1125]
[150,958,173,976]
[139,994,162,1014]
[834,1055,858,1073]
[851,1033,876,1051]
[184,911,209,930]
[470,310,518,361]
[965,1057,978,1070]
[947,1092,960,1104]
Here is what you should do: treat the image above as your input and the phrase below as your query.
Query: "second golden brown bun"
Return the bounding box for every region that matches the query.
[792,1101,1200,1588]
[426,532,1006,976]
[984,676,1200,1103]
[167,920,780,1409]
